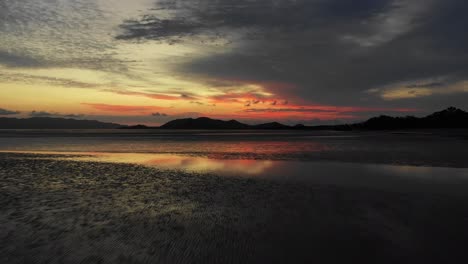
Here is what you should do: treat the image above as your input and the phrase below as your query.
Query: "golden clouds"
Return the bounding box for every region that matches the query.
[369,80,468,100]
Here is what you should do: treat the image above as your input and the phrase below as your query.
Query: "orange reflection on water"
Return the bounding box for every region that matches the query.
[146,156,274,175]
[77,153,275,175]
[1,151,275,176]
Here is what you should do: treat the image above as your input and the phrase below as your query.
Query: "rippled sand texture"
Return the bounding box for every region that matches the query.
[1,153,468,264]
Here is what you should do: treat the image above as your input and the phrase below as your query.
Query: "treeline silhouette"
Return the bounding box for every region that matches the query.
[351,107,468,130]
[0,107,467,130]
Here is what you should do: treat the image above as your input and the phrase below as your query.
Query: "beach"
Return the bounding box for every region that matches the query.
[2,151,468,263]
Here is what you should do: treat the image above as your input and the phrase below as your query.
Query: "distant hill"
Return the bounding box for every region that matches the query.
[160,107,468,130]
[353,107,468,130]
[160,117,252,129]
[252,122,291,129]
[160,117,299,130]
[0,117,123,129]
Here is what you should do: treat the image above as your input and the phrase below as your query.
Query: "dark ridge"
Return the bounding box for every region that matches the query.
[352,107,468,130]
[159,107,468,130]
[253,122,291,129]
[0,117,123,129]
[160,117,251,129]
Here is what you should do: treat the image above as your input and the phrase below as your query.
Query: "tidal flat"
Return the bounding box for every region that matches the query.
[1,152,468,264]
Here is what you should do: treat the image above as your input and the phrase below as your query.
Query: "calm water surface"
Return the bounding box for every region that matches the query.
[1,129,468,194]
[1,129,467,165]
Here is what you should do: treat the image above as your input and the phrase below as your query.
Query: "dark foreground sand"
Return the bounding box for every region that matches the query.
[1,153,468,264]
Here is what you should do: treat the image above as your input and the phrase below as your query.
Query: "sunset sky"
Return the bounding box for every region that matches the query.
[1,0,467,125]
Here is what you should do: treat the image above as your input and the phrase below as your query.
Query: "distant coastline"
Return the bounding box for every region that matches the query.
[1,107,467,130]
[0,117,122,129]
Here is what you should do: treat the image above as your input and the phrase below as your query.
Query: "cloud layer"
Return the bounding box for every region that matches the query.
[2,0,468,125]
[119,0,468,110]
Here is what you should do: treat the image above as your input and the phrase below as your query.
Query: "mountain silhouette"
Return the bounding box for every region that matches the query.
[424,107,468,127]
[0,117,123,129]
[160,117,251,129]
[160,107,468,130]
[252,122,291,129]
[1,107,467,130]
[353,107,468,130]
[161,118,295,130]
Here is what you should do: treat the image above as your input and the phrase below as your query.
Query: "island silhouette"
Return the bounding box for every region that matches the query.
[1,107,467,130]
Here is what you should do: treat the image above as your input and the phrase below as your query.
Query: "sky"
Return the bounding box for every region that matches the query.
[0,0,467,125]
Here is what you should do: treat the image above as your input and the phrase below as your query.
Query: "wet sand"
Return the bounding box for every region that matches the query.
[1,152,468,263]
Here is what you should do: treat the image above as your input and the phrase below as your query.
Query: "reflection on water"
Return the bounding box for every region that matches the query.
[1,129,468,168]
[0,137,330,158]
[72,153,275,176]
[4,150,468,194]
[1,151,274,176]
[0,130,333,155]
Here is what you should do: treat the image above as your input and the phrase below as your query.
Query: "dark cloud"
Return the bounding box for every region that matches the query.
[190,101,205,106]
[0,50,44,68]
[152,112,169,117]
[118,0,388,41]
[244,108,337,113]
[190,101,215,107]
[62,114,85,118]
[118,0,468,111]
[0,108,20,116]
[180,93,198,100]
[406,82,446,89]
[29,111,84,118]
[29,111,55,117]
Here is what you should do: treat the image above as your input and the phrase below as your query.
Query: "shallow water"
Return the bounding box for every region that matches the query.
[0,129,468,167]
[1,129,468,194]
